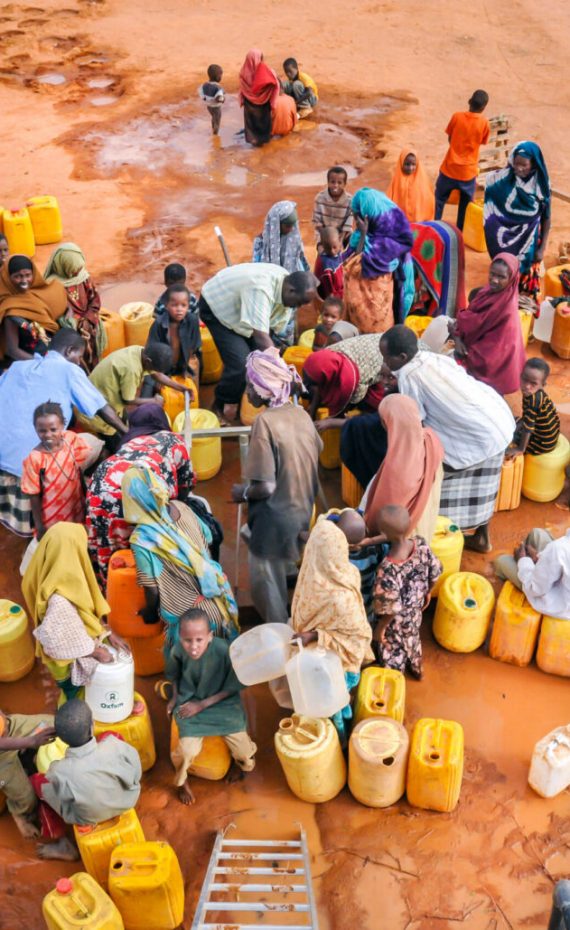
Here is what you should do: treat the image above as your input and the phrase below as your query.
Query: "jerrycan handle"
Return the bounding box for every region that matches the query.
[546,733,570,765]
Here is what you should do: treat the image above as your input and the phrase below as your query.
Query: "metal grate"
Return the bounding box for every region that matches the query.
[191,829,319,930]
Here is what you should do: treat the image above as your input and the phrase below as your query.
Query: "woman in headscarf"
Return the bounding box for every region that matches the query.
[343,188,415,333]
[386,149,435,224]
[450,253,526,395]
[44,242,105,372]
[85,403,193,586]
[238,48,280,146]
[253,201,309,273]
[122,467,238,647]
[291,518,374,741]
[0,255,66,361]
[21,523,127,700]
[363,394,444,542]
[302,333,385,421]
[484,141,551,299]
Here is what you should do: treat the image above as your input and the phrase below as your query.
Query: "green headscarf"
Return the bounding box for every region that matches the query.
[45,242,90,287]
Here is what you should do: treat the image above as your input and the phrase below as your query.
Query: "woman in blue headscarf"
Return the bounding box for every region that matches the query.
[484,141,551,299]
[343,188,415,333]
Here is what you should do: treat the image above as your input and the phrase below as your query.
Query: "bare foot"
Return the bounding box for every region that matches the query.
[177,781,195,805]
[464,524,492,553]
[37,837,79,861]
[226,762,246,784]
[555,499,570,511]
[409,667,424,681]
[13,813,40,840]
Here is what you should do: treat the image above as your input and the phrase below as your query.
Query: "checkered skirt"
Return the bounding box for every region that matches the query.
[440,452,504,530]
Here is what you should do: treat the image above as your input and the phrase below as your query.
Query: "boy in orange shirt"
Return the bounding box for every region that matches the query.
[434,90,490,230]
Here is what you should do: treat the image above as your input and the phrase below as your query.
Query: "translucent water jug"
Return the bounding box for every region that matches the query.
[422,315,451,353]
[528,724,570,798]
[230,623,293,686]
[274,714,346,802]
[285,640,349,718]
[269,675,294,709]
[533,299,555,343]
[85,646,135,724]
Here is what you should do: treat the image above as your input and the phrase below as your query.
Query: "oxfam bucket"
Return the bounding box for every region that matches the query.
[85,647,135,723]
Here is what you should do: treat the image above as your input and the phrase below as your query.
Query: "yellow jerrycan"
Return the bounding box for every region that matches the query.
[74,809,145,889]
[433,571,495,653]
[463,201,487,252]
[341,463,364,509]
[407,718,464,812]
[173,408,222,480]
[489,581,542,667]
[494,455,523,512]
[404,314,431,338]
[353,666,406,725]
[522,434,570,502]
[429,516,464,595]
[3,208,35,257]
[94,693,156,772]
[26,195,63,245]
[536,616,570,677]
[118,302,154,347]
[160,374,199,424]
[316,407,341,469]
[43,873,124,930]
[0,599,35,682]
[283,344,312,377]
[100,309,126,358]
[274,714,346,803]
[36,737,68,774]
[298,328,315,349]
[108,842,184,930]
[239,391,264,426]
[199,323,223,383]
[170,718,231,780]
[349,717,409,808]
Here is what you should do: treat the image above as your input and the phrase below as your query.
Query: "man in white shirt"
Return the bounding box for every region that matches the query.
[380,325,515,551]
[198,264,317,422]
[495,528,570,620]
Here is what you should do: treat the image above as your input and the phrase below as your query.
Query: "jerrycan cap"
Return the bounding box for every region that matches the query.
[56,878,73,895]
[449,524,459,533]
[464,597,477,609]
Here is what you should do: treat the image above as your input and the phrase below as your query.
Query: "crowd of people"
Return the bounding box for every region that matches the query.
[0,75,568,859]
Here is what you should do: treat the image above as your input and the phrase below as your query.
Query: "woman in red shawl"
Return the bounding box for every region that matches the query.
[451,252,526,396]
[302,333,385,421]
[239,48,280,146]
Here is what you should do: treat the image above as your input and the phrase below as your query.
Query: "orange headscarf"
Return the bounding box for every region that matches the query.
[364,394,444,535]
[0,256,66,332]
[386,148,435,223]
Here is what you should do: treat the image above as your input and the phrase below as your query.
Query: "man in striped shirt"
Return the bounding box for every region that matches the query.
[198,263,317,422]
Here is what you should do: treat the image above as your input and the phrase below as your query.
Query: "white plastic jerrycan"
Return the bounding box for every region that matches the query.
[422,315,451,353]
[269,675,294,709]
[285,640,350,718]
[528,724,570,798]
[85,646,135,724]
[229,623,293,686]
[533,299,555,343]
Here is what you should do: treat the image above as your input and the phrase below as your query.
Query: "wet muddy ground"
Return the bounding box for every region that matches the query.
[1,0,570,927]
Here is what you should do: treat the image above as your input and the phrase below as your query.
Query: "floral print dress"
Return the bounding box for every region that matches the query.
[85,431,193,587]
[373,537,442,676]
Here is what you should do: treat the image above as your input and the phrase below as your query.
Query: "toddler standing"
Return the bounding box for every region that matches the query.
[199,65,225,135]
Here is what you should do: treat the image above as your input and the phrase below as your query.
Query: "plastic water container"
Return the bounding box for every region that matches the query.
[118,303,154,347]
[107,551,165,677]
[283,345,312,377]
[3,208,35,257]
[404,314,431,338]
[316,407,341,469]
[26,195,62,245]
[433,571,495,653]
[348,718,409,808]
[274,714,346,802]
[429,516,464,596]
[170,719,231,780]
[522,434,570,502]
[229,623,293,686]
[528,725,570,798]
[85,647,134,724]
[463,201,487,252]
[36,737,68,774]
[298,328,315,349]
[353,666,406,725]
[0,599,35,682]
[406,718,464,812]
[0,206,4,234]
[199,324,223,383]
[173,408,222,481]
[160,375,199,424]
[74,809,145,889]
[422,315,451,353]
[533,299,556,343]
[94,693,156,772]
[536,616,570,677]
[489,581,542,667]
[285,640,349,718]
[495,455,523,512]
[544,263,570,298]
[100,309,126,358]
[109,842,184,930]
[43,873,124,930]
[519,308,533,346]
[550,301,570,358]
[239,391,264,426]
[269,675,294,709]
[341,464,364,508]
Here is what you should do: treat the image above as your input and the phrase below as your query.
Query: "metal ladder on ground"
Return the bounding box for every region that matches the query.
[191,828,319,930]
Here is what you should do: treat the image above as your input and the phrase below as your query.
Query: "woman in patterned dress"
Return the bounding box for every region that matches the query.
[45,243,105,372]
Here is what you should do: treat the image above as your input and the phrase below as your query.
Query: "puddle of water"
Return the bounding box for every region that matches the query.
[89,94,119,107]
[282,165,359,187]
[36,72,66,85]
[85,75,114,89]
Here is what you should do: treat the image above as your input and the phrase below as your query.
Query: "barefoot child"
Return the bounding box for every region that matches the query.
[0,710,55,840]
[167,609,257,804]
[282,57,318,117]
[148,284,201,379]
[506,358,560,457]
[434,89,490,230]
[313,166,353,246]
[21,403,92,540]
[372,505,442,679]
[199,64,225,135]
